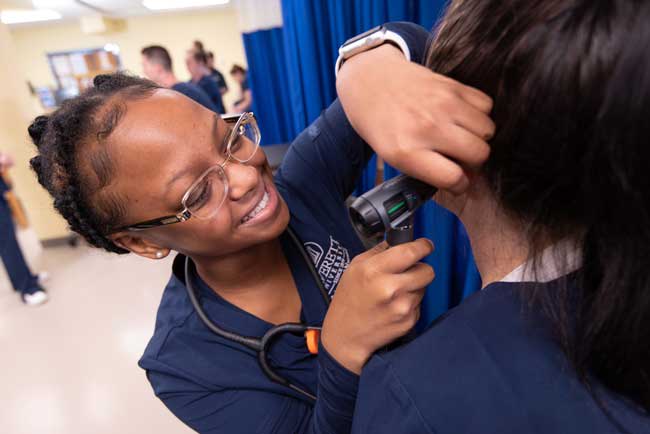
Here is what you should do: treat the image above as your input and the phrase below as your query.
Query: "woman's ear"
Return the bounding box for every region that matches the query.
[108,232,170,260]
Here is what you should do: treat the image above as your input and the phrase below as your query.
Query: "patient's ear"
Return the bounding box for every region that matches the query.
[109,232,170,260]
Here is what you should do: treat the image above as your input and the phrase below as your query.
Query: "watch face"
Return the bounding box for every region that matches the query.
[345,25,383,45]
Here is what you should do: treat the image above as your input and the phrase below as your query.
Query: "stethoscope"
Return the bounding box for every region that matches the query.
[183,226,330,403]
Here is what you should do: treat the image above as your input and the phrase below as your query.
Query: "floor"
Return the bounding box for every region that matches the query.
[0,243,194,434]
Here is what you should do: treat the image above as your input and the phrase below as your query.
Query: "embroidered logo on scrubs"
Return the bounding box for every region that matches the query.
[304,242,324,266]
[305,237,350,296]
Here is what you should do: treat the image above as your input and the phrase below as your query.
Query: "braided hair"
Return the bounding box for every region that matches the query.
[29,73,160,254]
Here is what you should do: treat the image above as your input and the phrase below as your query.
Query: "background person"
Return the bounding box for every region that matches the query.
[186,49,226,114]
[347,1,650,432]
[141,45,217,112]
[230,64,252,113]
[0,152,48,306]
[206,51,228,97]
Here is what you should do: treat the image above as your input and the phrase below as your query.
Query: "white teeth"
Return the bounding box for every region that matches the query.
[242,191,269,223]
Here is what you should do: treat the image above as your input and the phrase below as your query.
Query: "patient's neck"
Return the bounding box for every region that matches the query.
[438,180,530,288]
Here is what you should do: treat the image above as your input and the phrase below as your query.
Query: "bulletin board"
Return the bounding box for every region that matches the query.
[47,47,122,101]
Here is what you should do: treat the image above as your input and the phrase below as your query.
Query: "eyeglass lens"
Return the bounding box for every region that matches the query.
[184,116,260,219]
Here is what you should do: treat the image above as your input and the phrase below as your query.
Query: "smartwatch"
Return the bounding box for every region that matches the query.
[335,25,411,77]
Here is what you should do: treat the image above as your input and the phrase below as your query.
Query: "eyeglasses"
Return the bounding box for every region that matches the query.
[111,112,261,233]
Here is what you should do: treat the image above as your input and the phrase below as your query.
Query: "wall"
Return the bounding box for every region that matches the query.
[0,22,69,240]
[11,8,247,111]
[3,8,246,239]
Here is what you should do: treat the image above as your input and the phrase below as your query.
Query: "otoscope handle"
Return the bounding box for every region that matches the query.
[386,219,414,246]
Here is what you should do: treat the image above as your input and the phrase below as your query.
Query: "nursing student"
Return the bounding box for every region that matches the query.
[349,1,650,433]
[0,151,48,305]
[27,23,494,433]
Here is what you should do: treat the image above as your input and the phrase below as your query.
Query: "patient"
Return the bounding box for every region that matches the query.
[350,0,650,432]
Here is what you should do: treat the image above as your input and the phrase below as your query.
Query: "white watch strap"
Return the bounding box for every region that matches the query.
[334,29,411,77]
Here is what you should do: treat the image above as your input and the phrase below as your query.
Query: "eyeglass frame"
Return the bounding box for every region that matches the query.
[109,112,260,234]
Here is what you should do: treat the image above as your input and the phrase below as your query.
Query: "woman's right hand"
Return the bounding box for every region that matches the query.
[337,44,494,195]
[321,238,435,374]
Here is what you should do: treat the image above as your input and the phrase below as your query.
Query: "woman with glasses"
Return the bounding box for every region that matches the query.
[27,23,493,434]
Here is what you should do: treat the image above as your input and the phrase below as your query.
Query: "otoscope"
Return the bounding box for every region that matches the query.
[349,174,437,246]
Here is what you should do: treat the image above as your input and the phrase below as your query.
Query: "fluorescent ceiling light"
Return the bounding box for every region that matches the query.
[0,9,62,24]
[142,0,229,11]
[32,0,69,8]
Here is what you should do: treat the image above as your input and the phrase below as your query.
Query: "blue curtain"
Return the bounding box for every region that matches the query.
[242,29,295,145]
[242,0,480,326]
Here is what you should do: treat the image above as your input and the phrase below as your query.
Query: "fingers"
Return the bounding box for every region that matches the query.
[457,83,493,115]
[432,125,492,169]
[394,262,435,292]
[450,102,496,142]
[353,241,389,261]
[389,289,426,334]
[433,71,493,114]
[373,238,434,273]
[396,149,470,194]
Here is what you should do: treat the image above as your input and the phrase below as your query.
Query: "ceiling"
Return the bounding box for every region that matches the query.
[0,0,234,25]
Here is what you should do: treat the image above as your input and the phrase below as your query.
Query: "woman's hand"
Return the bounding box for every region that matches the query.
[321,238,435,374]
[336,44,495,194]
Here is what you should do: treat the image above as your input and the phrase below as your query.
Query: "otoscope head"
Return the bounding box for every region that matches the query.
[349,196,385,238]
[349,174,438,240]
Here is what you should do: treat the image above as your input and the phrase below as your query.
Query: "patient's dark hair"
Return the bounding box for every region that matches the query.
[28,73,160,254]
[428,0,650,413]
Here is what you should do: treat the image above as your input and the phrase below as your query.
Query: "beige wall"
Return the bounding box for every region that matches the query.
[2,9,246,239]
[0,22,69,239]
[11,9,247,110]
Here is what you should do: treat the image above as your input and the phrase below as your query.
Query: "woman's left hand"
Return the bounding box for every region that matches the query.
[336,44,495,194]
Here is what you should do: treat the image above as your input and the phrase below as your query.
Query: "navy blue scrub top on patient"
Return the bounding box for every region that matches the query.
[352,277,650,434]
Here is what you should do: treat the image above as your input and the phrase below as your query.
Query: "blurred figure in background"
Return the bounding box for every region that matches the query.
[141,45,217,112]
[230,64,252,113]
[206,51,228,97]
[0,151,48,306]
[186,49,226,114]
[192,39,204,53]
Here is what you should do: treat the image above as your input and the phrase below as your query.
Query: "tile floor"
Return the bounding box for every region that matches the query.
[0,244,194,434]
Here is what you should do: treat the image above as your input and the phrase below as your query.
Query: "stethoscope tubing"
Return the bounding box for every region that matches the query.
[184,226,330,403]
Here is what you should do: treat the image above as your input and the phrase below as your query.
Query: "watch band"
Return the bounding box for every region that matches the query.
[335,25,411,77]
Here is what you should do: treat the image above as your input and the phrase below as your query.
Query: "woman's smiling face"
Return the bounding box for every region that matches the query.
[103,89,290,258]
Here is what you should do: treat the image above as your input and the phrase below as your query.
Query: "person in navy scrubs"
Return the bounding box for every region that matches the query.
[186,49,226,114]
[0,152,48,306]
[349,1,650,433]
[141,45,217,113]
[26,23,495,433]
[230,65,252,113]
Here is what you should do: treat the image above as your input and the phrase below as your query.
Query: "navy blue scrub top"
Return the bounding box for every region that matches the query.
[194,75,226,114]
[139,99,369,433]
[139,21,430,434]
[352,277,650,434]
[172,82,217,113]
